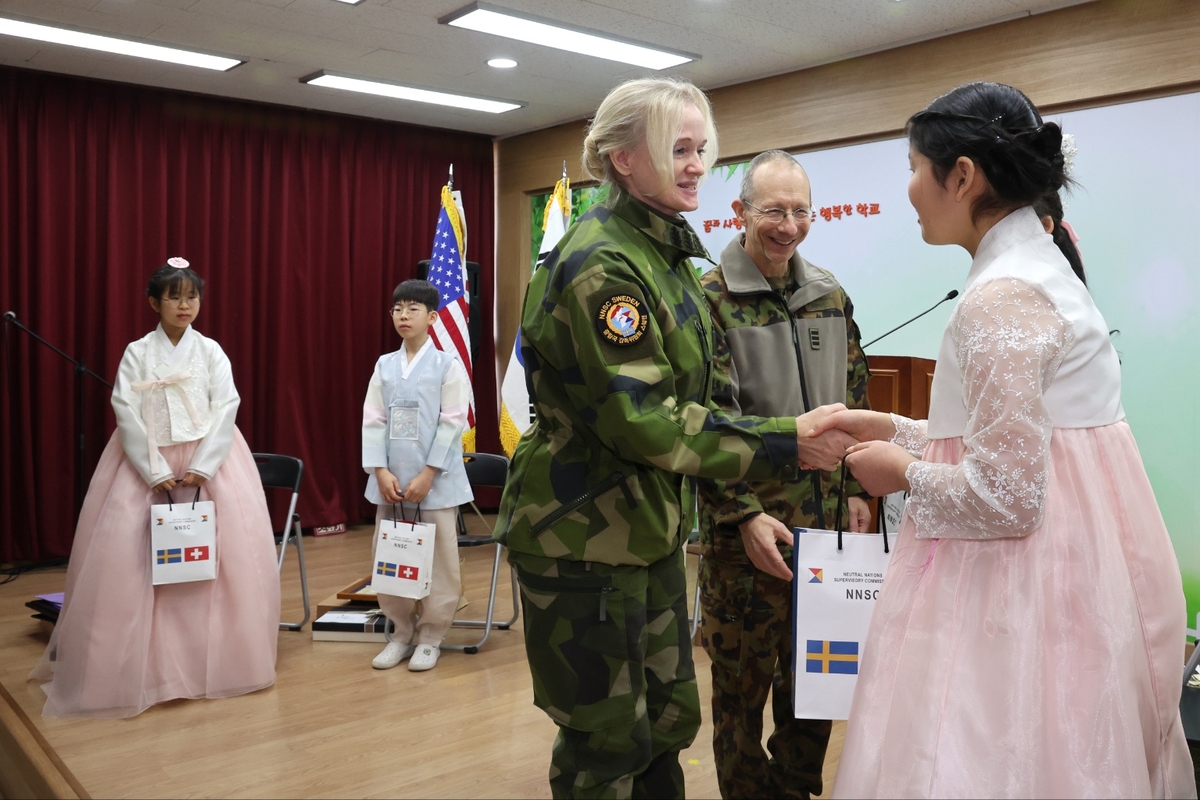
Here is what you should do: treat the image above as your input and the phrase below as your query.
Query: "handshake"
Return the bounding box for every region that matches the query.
[794,403,860,471]
[792,405,914,498]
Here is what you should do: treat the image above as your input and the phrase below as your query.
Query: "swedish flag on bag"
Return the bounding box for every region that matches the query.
[156,548,182,565]
[806,639,859,674]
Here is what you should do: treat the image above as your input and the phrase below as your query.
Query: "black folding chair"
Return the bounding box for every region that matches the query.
[444,452,519,654]
[252,453,311,631]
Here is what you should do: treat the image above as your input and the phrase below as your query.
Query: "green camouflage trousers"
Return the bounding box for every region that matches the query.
[699,557,831,800]
[511,547,700,800]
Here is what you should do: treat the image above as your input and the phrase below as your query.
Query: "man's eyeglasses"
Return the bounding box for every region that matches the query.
[390,304,427,317]
[743,201,815,224]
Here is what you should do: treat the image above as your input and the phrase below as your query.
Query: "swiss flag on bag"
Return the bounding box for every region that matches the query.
[184,546,211,562]
[398,565,420,581]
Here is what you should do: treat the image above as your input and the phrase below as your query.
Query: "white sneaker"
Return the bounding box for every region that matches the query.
[408,644,440,671]
[372,641,415,670]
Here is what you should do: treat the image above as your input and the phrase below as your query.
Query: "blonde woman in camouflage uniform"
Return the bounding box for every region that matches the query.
[496,78,857,800]
[698,151,872,800]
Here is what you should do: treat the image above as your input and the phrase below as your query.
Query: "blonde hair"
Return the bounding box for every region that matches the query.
[582,77,718,201]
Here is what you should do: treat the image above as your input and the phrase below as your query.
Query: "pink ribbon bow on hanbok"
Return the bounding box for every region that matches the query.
[131,371,204,475]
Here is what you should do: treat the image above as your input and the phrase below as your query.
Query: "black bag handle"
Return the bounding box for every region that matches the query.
[835,457,889,555]
[835,459,846,551]
[390,502,423,526]
[160,486,203,510]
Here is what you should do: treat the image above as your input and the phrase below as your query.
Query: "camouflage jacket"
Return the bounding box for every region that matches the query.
[496,195,801,567]
[697,235,871,563]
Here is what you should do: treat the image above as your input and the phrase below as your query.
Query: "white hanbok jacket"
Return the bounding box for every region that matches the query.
[112,324,239,486]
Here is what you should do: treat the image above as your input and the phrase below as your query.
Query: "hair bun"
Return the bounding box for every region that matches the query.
[1036,123,1067,191]
[1035,122,1063,158]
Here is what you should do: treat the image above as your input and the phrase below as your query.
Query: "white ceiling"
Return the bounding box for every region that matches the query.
[0,0,1094,138]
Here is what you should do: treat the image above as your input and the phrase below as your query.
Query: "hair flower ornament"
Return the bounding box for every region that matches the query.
[166,256,190,270]
[1060,133,1077,178]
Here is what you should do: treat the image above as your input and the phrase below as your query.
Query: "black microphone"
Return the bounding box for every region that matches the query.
[862,290,958,349]
[3,311,15,323]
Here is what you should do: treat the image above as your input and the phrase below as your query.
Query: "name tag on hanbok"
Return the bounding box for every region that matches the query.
[389,403,418,440]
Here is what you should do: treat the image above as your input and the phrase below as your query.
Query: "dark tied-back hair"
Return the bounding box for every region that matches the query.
[908,82,1073,226]
[392,279,439,312]
[1033,190,1087,286]
[147,261,205,299]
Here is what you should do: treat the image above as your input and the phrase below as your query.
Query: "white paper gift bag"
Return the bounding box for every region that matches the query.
[150,489,217,585]
[371,505,435,600]
[792,526,893,720]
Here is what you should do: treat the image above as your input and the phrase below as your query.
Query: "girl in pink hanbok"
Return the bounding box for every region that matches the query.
[814,82,1195,798]
[30,259,280,718]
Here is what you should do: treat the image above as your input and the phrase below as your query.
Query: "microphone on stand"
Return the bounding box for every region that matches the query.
[3,311,15,323]
[862,290,958,349]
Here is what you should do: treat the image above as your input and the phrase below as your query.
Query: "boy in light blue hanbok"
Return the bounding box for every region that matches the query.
[362,280,473,671]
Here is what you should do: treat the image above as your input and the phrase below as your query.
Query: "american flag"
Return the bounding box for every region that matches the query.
[426,185,476,434]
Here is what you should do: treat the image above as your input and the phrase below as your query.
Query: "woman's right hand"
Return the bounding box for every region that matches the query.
[152,477,177,493]
[807,409,896,444]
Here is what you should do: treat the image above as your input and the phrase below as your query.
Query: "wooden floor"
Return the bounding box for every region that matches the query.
[0,516,844,799]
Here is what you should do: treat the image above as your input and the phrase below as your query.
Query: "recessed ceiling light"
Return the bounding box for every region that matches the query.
[0,16,241,71]
[301,71,522,114]
[487,58,517,69]
[440,3,695,71]
[330,0,366,4]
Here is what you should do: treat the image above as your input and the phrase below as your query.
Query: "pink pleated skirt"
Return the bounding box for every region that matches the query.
[832,422,1195,798]
[29,429,280,718]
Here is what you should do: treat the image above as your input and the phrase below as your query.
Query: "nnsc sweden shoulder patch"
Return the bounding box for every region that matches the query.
[596,293,648,347]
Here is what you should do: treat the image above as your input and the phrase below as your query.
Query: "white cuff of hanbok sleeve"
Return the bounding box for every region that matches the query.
[889,414,927,457]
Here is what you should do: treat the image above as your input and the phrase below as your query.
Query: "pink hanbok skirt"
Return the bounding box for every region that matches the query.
[832,421,1195,798]
[29,428,280,718]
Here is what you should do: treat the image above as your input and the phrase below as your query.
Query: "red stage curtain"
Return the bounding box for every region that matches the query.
[0,66,497,562]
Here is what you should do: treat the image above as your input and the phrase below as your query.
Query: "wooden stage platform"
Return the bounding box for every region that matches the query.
[0,520,844,799]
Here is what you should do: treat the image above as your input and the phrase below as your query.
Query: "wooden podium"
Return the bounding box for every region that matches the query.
[867,355,936,419]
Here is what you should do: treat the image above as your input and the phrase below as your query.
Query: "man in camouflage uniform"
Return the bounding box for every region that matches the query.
[697,151,873,800]
[496,185,855,797]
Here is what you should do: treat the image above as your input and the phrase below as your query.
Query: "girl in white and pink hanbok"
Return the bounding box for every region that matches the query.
[30,259,279,718]
[814,82,1195,799]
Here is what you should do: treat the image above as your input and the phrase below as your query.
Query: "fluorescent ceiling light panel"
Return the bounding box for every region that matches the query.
[441,3,695,71]
[302,72,522,114]
[0,16,241,71]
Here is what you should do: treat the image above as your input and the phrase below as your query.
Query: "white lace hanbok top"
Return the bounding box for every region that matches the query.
[892,206,1124,540]
[111,325,240,486]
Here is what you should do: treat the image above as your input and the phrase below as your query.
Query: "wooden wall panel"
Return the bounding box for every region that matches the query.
[494,0,1200,374]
